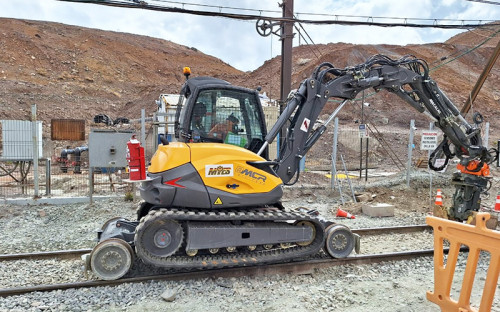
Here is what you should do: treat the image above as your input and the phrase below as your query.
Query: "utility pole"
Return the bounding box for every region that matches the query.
[279,0,294,105]
[254,1,294,153]
[279,0,294,146]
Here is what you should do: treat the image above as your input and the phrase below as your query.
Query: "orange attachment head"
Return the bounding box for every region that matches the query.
[456,160,490,177]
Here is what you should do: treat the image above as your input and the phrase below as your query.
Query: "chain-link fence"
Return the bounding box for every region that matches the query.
[2,104,485,200]
[0,106,152,199]
[305,122,443,174]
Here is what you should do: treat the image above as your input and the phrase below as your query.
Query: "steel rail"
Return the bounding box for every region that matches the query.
[352,224,431,236]
[0,249,92,261]
[0,225,431,262]
[0,247,455,297]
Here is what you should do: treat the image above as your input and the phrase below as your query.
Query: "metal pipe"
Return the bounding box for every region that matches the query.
[365,138,368,182]
[45,158,51,196]
[407,120,415,187]
[141,109,146,147]
[331,117,339,189]
[359,138,363,179]
[257,141,269,156]
[31,104,39,197]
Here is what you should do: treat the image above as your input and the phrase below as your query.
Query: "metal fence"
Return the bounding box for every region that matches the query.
[2,104,485,200]
[0,105,151,199]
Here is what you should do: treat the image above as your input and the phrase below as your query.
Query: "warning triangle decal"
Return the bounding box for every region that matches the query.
[214,197,223,205]
[300,118,310,132]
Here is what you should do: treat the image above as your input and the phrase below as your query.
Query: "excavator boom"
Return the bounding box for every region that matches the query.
[264,54,497,220]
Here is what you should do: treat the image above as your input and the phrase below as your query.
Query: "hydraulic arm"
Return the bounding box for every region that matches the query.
[260,54,498,221]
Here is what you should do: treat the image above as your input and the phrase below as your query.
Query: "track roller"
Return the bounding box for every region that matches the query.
[295,221,316,246]
[324,224,355,258]
[135,215,184,266]
[90,238,133,280]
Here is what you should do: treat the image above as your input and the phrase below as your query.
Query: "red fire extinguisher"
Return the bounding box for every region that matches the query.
[126,135,146,180]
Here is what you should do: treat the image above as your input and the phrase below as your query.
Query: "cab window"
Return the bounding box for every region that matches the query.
[188,89,264,150]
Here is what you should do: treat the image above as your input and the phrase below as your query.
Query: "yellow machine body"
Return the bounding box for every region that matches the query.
[144,142,283,208]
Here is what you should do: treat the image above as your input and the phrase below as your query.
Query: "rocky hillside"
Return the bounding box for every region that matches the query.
[1,18,499,132]
[0,18,244,123]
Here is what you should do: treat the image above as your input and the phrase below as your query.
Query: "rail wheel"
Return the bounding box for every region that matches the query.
[135,216,183,262]
[90,238,133,280]
[324,224,355,258]
[295,221,316,246]
[100,217,123,231]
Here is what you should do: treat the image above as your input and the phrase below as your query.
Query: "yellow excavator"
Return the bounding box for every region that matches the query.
[87,55,498,280]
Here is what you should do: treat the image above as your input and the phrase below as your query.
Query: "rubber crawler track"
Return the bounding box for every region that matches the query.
[134,207,328,269]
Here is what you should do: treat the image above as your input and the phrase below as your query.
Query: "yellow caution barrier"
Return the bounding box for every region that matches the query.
[426,213,500,312]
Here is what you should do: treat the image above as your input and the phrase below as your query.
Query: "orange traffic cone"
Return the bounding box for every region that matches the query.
[336,208,355,219]
[495,193,500,212]
[435,189,443,206]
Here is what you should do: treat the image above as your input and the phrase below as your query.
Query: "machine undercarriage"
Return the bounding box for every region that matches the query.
[89,206,358,280]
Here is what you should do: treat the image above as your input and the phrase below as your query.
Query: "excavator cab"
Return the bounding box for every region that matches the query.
[174,76,269,159]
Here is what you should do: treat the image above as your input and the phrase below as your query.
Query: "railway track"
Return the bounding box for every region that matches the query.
[0,224,435,297]
[0,224,432,262]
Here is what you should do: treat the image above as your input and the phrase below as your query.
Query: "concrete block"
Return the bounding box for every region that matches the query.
[362,203,394,217]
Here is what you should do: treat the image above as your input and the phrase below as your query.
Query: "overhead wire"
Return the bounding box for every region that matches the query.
[57,0,500,29]
[429,26,500,72]
[428,26,499,66]
[466,0,500,5]
[143,0,499,25]
[293,17,322,60]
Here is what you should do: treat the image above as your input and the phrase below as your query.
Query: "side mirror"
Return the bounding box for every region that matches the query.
[159,134,169,145]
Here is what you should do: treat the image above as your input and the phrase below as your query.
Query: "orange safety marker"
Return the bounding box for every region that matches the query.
[435,189,443,206]
[495,193,500,212]
[336,208,355,219]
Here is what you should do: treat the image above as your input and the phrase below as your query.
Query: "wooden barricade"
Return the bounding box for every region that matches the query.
[426,213,500,312]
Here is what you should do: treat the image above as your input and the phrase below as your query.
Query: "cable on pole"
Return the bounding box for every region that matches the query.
[56,0,500,29]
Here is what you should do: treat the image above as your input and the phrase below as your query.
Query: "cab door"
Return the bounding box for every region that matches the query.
[177,82,268,158]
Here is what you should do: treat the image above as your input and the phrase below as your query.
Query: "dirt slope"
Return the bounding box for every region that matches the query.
[0,18,245,122]
[0,18,499,132]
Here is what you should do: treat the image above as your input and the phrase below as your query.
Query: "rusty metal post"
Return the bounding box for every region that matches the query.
[461,38,500,114]
[279,0,294,105]
[278,0,294,143]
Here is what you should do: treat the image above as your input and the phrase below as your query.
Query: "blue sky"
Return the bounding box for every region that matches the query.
[1,0,499,71]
